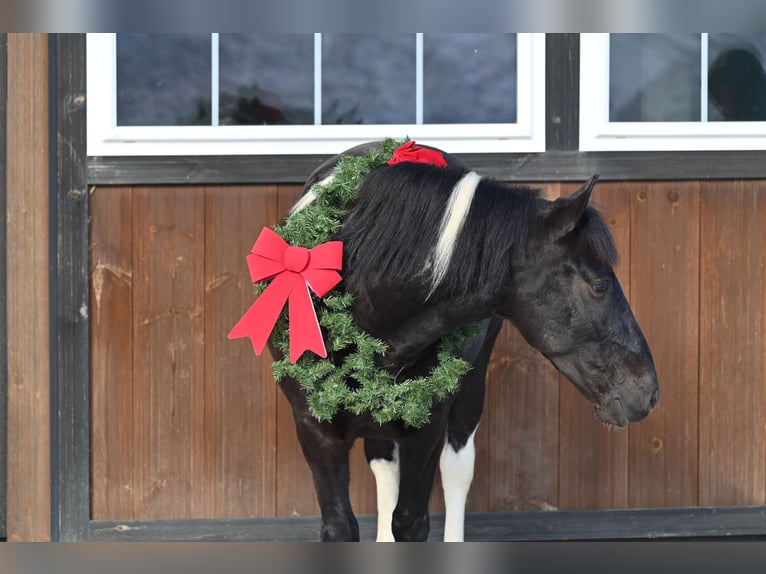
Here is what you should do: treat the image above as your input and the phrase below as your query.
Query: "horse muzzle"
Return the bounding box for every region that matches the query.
[596,377,660,428]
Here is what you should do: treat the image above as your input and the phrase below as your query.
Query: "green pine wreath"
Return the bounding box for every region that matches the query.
[265,138,476,428]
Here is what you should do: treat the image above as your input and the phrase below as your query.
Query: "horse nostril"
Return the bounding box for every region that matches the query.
[649,386,660,409]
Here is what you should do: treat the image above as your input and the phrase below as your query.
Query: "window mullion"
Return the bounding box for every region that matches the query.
[314,33,322,126]
[416,33,424,125]
[211,33,220,126]
[700,33,708,123]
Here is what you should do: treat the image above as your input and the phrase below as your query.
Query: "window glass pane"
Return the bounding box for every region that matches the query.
[117,34,212,126]
[322,34,415,124]
[609,34,700,122]
[424,34,516,124]
[219,34,314,125]
[708,34,766,121]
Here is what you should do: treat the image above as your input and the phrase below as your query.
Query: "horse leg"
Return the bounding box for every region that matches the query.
[292,416,358,541]
[364,438,399,542]
[440,426,478,542]
[441,316,502,542]
[391,432,444,541]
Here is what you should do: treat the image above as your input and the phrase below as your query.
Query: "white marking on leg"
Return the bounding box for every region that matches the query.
[289,172,336,215]
[440,427,477,542]
[369,444,400,542]
[428,171,481,295]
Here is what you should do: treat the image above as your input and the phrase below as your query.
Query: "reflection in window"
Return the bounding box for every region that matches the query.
[424,34,516,124]
[608,33,766,124]
[609,34,700,122]
[708,34,766,121]
[219,34,314,125]
[114,33,523,128]
[321,34,416,125]
[117,34,212,126]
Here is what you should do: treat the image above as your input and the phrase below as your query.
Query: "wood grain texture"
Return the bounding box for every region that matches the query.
[131,186,206,519]
[5,33,50,542]
[698,181,766,506]
[90,186,135,520]
[0,32,8,541]
[54,32,90,542]
[485,322,560,511]
[87,150,766,186]
[203,185,279,518]
[85,178,766,527]
[87,505,766,541]
[628,182,699,508]
[558,181,631,510]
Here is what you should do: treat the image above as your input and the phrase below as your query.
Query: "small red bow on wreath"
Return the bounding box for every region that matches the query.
[228,228,343,363]
[387,140,448,168]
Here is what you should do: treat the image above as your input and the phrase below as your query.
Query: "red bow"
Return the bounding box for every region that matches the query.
[228,228,343,363]
[387,141,448,168]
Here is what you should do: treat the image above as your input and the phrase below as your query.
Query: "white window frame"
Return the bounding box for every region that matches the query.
[87,33,546,156]
[580,33,766,152]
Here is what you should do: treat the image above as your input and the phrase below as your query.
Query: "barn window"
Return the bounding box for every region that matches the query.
[87,33,545,156]
[580,33,766,151]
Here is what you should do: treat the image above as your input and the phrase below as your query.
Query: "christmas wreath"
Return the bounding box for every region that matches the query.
[229,138,476,428]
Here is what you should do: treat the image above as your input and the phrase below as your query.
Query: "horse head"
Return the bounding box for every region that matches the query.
[500,176,659,427]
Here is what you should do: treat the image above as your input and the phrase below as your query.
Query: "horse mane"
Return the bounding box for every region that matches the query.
[336,162,618,300]
[337,162,538,298]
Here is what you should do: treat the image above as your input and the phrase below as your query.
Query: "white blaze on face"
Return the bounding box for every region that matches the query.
[428,171,481,295]
[289,172,336,215]
[369,444,400,543]
[440,427,478,542]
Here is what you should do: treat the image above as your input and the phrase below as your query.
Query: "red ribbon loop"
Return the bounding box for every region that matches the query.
[386,140,448,168]
[228,227,343,363]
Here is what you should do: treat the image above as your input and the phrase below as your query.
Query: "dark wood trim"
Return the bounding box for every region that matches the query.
[0,32,8,542]
[86,154,328,185]
[546,34,579,151]
[53,33,89,542]
[88,507,766,542]
[86,149,766,186]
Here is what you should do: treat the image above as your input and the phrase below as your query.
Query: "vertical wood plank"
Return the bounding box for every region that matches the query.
[204,185,279,518]
[699,181,766,506]
[628,182,699,508]
[0,32,8,540]
[485,322,561,511]
[558,181,631,510]
[5,33,50,542]
[55,31,90,542]
[90,187,135,520]
[131,186,206,519]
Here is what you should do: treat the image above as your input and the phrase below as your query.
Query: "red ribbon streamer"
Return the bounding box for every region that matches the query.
[228,227,343,363]
[387,140,448,168]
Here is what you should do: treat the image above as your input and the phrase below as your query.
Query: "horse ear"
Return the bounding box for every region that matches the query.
[543,175,599,241]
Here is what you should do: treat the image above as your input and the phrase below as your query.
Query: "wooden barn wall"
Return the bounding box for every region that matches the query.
[5,33,51,542]
[88,180,766,521]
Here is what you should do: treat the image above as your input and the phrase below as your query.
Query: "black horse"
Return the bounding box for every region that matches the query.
[267,141,659,541]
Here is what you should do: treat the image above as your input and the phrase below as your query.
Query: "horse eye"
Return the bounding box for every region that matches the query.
[592,280,610,294]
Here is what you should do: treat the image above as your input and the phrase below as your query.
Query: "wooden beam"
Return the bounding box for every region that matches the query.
[86,149,766,186]
[53,32,89,542]
[0,32,8,541]
[5,33,50,542]
[87,507,766,541]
